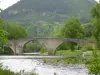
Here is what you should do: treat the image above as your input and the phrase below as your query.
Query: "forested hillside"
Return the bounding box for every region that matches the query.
[0,0,96,37]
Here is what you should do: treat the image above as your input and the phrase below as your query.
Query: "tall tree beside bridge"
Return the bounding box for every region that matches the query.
[91,3,100,48]
[61,18,84,50]
[3,22,27,40]
[0,18,8,51]
[0,6,8,44]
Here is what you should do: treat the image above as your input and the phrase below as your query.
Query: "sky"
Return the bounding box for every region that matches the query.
[0,0,99,10]
[0,0,20,9]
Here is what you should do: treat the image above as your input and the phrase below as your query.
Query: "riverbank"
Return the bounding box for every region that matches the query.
[42,50,100,64]
[42,50,85,64]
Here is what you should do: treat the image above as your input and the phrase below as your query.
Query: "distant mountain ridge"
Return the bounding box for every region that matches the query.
[0,0,97,37]
[0,0,96,22]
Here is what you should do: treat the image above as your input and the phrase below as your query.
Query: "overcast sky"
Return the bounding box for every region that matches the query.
[0,0,99,9]
[0,0,20,9]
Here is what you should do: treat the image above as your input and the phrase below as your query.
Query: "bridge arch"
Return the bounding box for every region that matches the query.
[56,41,77,49]
[22,40,47,53]
[54,41,78,54]
[2,46,14,55]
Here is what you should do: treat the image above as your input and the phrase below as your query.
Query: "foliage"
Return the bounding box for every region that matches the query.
[3,22,27,40]
[93,19,100,48]
[50,22,62,37]
[91,3,100,19]
[61,18,84,38]
[26,22,54,37]
[0,69,17,75]
[0,30,8,44]
[56,43,69,50]
[54,72,57,75]
[56,42,81,50]
[40,48,47,54]
[0,0,96,37]
[83,23,94,38]
[0,18,8,43]
[24,41,43,52]
[42,50,84,64]
[90,3,100,48]
[0,63,17,75]
[87,51,100,75]
[56,50,83,56]
[0,68,38,75]
[0,47,13,55]
[60,18,84,50]
[0,18,8,52]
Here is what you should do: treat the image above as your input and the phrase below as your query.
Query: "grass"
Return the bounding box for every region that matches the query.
[42,50,100,64]
[0,69,17,75]
[0,69,38,75]
[56,50,83,56]
[42,50,85,64]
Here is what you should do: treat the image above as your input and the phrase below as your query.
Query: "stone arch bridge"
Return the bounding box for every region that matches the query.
[8,37,95,55]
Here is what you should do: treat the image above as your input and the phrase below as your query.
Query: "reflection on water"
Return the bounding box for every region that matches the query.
[0,59,88,75]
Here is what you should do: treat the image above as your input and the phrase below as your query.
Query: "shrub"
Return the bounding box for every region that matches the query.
[87,51,100,75]
[40,48,47,54]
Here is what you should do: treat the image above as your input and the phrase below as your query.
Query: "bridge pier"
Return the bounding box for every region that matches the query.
[47,49,56,55]
[43,39,63,55]
[9,40,26,55]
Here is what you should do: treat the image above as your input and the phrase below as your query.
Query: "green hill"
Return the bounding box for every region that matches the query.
[0,0,96,37]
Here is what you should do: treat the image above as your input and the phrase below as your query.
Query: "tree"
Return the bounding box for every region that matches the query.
[0,18,8,43]
[3,22,27,40]
[0,4,8,53]
[91,3,100,19]
[0,18,8,52]
[83,23,94,38]
[91,3,100,48]
[61,18,84,39]
[61,18,84,50]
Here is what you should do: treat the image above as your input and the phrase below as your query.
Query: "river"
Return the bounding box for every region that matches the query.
[0,56,88,75]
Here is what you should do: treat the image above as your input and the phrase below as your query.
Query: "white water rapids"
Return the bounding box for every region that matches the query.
[0,58,88,75]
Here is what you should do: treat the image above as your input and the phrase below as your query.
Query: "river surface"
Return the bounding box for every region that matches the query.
[0,56,88,75]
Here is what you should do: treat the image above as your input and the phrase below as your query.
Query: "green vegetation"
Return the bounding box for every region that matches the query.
[90,4,100,48]
[3,22,27,40]
[87,51,100,75]
[0,18,8,44]
[61,18,84,39]
[24,41,45,53]
[86,50,100,75]
[0,69,17,75]
[83,23,94,38]
[1,1,100,75]
[0,0,96,37]
[40,48,47,54]
[0,18,8,54]
[42,50,83,64]
[0,19,27,54]
[0,69,38,75]
[60,18,84,50]
[56,50,82,56]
